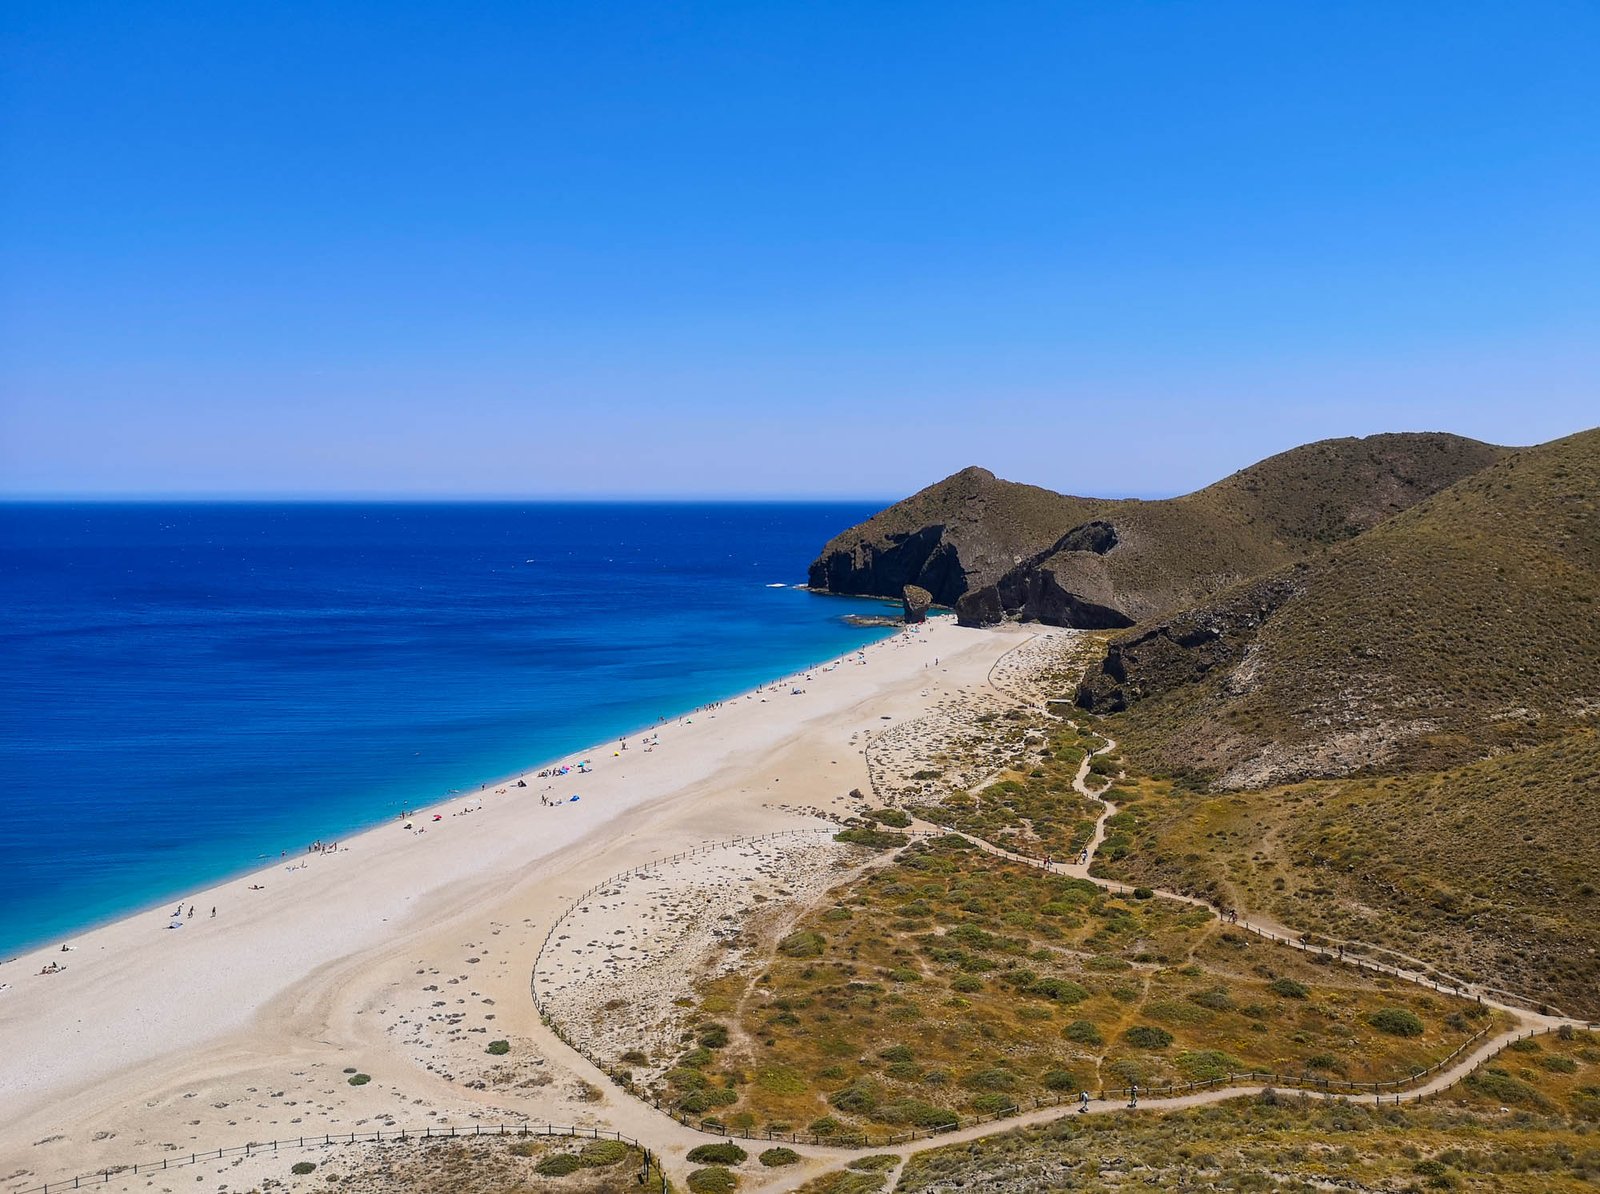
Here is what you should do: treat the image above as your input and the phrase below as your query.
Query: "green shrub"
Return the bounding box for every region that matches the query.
[486,1039,510,1055]
[535,1153,583,1176]
[677,1089,722,1114]
[1269,978,1310,999]
[971,1091,1017,1113]
[951,974,983,993]
[1132,887,1154,900]
[346,1073,371,1086]
[1122,1025,1174,1049]
[1064,1020,1103,1046]
[1176,1049,1241,1080]
[878,1044,914,1063]
[878,1099,958,1127]
[1042,1069,1078,1090]
[849,1154,901,1172]
[1467,1067,1548,1108]
[870,808,912,828]
[808,1116,843,1135]
[687,1166,737,1193]
[834,828,907,849]
[759,1147,800,1167]
[1370,1008,1425,1037]
[777,930,827,958]
[1188,987,1236,1012]
[290,1162,316,1175]
[687,1143,748,1165]
[620,1049,648,1065]
[1026,976,1088,1004]
[578,1139,630,1167]
[828,1082,879,1114]
[1540,1055,1579,1074]
[697,1023,731,1049]
[669,1066,710,1089]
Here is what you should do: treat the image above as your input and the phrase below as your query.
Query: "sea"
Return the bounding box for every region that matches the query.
[0,502,900,958]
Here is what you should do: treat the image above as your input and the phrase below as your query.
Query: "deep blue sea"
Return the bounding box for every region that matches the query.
[0,502,896,958]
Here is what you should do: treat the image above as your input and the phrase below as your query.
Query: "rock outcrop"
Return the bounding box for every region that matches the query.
[806,466,1102,607]
[957,519,1134,628]
[1075,571,1305,712]
[812,434,1508,632]
[901,584,932,624]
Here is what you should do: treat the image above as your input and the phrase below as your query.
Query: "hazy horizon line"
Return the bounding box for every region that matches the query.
[0,490,1179,505]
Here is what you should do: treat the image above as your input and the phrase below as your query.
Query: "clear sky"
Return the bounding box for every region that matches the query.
[3,2,1596,500]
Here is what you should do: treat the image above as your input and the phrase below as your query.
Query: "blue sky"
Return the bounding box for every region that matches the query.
[3,1,1596,499]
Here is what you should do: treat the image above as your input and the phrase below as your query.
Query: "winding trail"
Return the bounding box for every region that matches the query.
[510,630,1593,1189]
[617,630,1588,1178]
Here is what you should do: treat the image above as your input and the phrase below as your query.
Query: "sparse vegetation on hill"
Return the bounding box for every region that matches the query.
[658,837,1492,1136]
[1083,427,1600,786]
[1087,729,1600,1018]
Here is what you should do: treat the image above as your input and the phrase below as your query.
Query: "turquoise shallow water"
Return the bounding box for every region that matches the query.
[0,502,897,957]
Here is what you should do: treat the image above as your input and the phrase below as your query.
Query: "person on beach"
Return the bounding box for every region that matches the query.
[1128,1083,1138,1108]
[210,906,216,918]
[1079,1090,1090,1113]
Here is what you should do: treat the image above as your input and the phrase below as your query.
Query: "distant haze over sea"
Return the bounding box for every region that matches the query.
[0,502,896,955]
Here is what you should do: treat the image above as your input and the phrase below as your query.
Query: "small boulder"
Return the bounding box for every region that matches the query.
[902,584,933,624]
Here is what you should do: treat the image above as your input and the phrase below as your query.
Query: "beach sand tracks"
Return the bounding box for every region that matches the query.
[865,691,1047,806]
[534,834,867,1083]
[986,628,1095,707]
[864,631,1100,822]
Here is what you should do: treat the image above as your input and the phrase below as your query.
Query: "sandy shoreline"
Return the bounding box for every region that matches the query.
[0,617,1023,1190]
[0,620,904,967]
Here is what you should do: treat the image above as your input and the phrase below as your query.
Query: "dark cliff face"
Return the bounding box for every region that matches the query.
[1075,572,1305,712]
[807,524,971,606]
[957,519,1134,628]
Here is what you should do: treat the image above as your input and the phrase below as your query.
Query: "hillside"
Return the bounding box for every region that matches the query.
[808,434,1506,625]
[1090,730,1600,1019]
[1078,427,1600,786]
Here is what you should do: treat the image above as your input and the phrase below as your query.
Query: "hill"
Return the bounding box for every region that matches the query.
[1078,427,1600,786]
[808,434,1507,626]
[1090,729,1600,1019]
[807,465,1109,608]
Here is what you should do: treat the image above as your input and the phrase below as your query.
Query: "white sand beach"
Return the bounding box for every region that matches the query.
[0,618,1025,1191]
